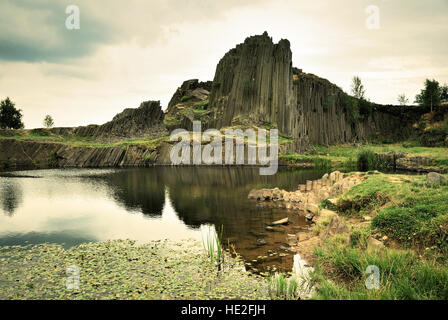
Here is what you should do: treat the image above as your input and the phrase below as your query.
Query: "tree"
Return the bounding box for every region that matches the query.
[0,97,24,129]
[43,115,54,128]
[415,79,442,112]
[351,76,366,100]
[441,84,448,101]
[397,94,409,106]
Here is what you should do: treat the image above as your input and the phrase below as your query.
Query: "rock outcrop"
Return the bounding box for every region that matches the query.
[167,79,212,111]
[88,100,168,141]
[207,32,310,152]
[248,171,365,214]
[426,172,447,184]
[0,137,183,170]
[43,101,168,142]
[202,32,423,150]
[1,32,439,170]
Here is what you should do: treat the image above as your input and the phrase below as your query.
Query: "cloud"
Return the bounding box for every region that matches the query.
[0,0,267,62]
[0,0,115,62]
[1,0,447,128]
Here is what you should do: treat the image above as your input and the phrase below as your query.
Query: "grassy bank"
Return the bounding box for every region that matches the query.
[0,239,269,300]
[312,172,448,300]
[280,143,448,171]
[0,130,170,149]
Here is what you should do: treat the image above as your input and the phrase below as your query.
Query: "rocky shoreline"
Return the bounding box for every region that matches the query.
[248,171,371,267]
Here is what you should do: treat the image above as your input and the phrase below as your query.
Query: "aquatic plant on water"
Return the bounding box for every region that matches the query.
[202,225,224,271]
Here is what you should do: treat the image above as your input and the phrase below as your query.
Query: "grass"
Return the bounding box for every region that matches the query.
[194,99,209,108]
[202,226,224,271]
[315,143,448,162]
[180,95,192,102]
[0,130,170,150]
[312,238,448,300]
[280,143,448,171]
[267,273,299,300]
[337,173,448,255]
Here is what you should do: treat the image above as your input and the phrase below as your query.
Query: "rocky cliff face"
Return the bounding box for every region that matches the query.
[203,32,420,148]
[207,32,309,151]
[48,101,168,142]
[88,100,168,141]
[293,71,421,145]
[0,33,432,171]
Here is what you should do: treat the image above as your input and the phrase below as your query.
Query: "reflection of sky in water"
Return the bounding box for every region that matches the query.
[0,167,324,273]
[0,170,202,247]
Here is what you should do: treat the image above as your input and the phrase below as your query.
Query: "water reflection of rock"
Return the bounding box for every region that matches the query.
[0,180,23,217]
[102,169,165,217]
[101,167,323,273]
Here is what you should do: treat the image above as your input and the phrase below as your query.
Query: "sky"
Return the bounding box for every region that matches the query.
[0,0,447,129]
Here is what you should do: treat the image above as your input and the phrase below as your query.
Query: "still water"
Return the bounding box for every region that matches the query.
[0,167,325,273]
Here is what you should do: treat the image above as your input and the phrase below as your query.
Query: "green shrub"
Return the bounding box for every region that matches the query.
[337,192,389,217]
[341,93,360,124]
[358,99,373,118]
[357,149,379,171]
[372,207,448,252]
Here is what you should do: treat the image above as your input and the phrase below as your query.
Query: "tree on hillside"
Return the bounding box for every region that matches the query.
[351,76,366,100]
[43,115,54,128]
[415,79,442,112]
[0,97,24,129]
[397,94,409,106]
[441,84,448,101]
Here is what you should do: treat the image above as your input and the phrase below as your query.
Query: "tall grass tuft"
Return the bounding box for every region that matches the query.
[313,157,331,170]
[357,149,379,171]
[267,273,299,300]
[202,225,224,271]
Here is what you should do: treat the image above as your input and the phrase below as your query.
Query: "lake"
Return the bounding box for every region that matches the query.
[0,167,325,274]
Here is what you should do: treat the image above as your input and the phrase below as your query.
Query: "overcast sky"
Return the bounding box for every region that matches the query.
[1,0,447,128]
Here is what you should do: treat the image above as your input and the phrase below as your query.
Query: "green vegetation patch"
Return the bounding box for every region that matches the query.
[312,240,448,300]
[0,240,269,300]
[180,95,193,103]
[340,174,448,253]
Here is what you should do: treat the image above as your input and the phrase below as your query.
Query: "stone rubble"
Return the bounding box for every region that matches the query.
[248,171,364,216]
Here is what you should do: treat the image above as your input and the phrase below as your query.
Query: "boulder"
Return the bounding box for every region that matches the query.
[305,213,314,222]
[320,214,350,240]
[330,183,342,196]
[306,204,319,215]
[261,189,274,200]
[248,189,262,200]
[368,237,384,251]
[427,172,447,184]
[272,188,284,201]
[271,218,289,226]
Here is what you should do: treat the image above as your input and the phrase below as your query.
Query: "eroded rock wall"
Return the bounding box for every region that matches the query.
[206,32,420,149]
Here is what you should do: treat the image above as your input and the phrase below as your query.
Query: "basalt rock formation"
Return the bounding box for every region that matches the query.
[0,32,436,170]
[198,32,423,149]
[45,101,168,142]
